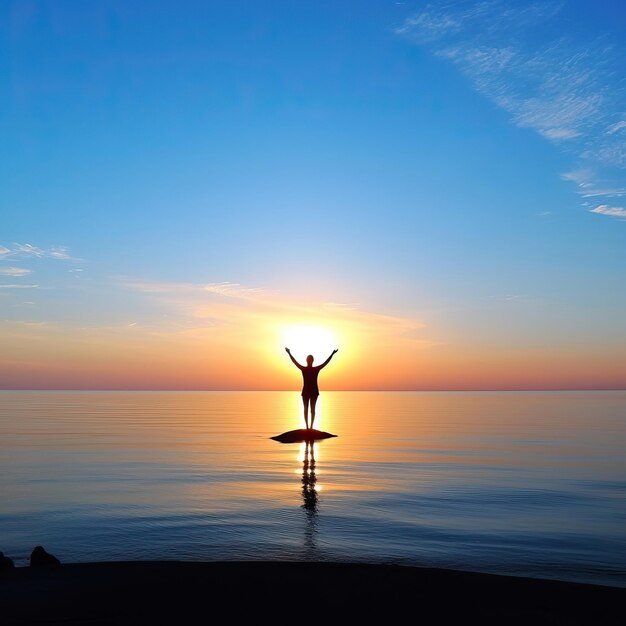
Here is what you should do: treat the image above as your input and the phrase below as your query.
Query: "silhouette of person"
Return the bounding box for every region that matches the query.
[285,347,338,429]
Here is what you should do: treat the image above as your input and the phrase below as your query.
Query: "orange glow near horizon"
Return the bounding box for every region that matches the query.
[1,290,625,390]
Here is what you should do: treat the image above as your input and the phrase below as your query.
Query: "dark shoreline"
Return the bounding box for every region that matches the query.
[2,560,624,624]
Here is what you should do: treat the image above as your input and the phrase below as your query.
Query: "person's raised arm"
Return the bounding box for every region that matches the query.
[285,347,304,370]
[318,349,338,369]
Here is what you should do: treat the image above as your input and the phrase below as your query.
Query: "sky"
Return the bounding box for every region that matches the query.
[1,0,625,390]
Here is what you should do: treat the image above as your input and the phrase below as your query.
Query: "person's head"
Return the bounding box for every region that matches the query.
[306,355,314,366]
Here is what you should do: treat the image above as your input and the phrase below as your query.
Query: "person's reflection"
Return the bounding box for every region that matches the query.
[301,440,318,553]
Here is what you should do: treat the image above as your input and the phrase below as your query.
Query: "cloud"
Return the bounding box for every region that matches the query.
[488,293,525,301]
[590,204,626,218]
[0,243,78,260]
[433,38,607,147]
[118,277,270,301]
[396,1,626,218]
[13,243,45,257]
[580,188,625,198]
[607,120,626,134]
[561,169,625,200]
[395,0,563,44]
[0,267,32,276]
[49,246,72,260]
[117,278,190,294]
[395,10,466,42]
[121,275,415,323]
[0,284,39,289]
[561,169,592,185]
[542,128,581,141]
[203,282,268,299]
[119,276,429,346]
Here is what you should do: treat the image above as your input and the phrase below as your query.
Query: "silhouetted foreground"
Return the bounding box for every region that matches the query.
[271,428,337,443]
[1,561,623,624]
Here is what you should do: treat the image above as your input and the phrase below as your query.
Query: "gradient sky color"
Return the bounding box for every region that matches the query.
[1,0,625,390]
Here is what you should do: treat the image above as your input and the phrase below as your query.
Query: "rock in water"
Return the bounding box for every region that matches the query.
[0,551,15,569]
[30,545,61,567]
[271,428,337,443]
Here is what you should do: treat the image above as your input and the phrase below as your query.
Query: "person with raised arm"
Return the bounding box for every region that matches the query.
[285,347,338,429]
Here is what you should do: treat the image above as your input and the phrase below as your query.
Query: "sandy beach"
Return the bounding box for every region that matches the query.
[1,560,623,625]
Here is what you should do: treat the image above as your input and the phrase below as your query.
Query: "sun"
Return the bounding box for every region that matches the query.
[280,324,338,362]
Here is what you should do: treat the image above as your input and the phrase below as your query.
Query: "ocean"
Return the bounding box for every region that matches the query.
[1,390,624,587]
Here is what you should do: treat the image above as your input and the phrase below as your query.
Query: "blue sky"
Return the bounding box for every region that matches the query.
[1,1,625,389]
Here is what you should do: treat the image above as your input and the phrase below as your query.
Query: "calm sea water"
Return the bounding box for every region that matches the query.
[1,390,625,587]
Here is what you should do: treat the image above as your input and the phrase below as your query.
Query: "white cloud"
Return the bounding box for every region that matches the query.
[0,267,32,276]
[396,1,626,218]
[49,246,72,260]
[542,127,581,141]
[434,42,606,145]
[580,188,625,198]
[587,143,626,168]
[203,282,267,299]
[0,243,77,260]
[13,243,45,257]
[395,0,563,43]
[561,170,625,198]
[0,284,39,289]
[561,169,592,185]
[119,277,270,301]
[590,204,626,218]
[607,120,626,134]
[395,11,465,42]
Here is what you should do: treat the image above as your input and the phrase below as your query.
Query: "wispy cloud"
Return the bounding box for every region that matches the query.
[0,243,79,260]
[203,282,268,299]
[607,120,626,135]
[580,188,625,198]
[488,293,527,301]
[13,243,46,257]
[0,267,32,276]
[0,243,79,291]
[395,0,626,219]
[590,204,626,218]
[560,168,626,216]
[49,246,73,260]
[118,276,430,347]
[117,278,270,300]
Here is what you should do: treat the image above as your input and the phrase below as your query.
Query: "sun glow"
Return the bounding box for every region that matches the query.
[280,324,339,364]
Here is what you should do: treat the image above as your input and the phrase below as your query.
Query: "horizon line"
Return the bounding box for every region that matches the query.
[1,387,624,393]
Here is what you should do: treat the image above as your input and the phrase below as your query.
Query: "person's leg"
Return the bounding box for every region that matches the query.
[303,396,310,429]
[310,396,318,429]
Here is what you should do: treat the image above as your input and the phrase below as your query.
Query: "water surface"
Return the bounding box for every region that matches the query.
[1,390,624,587]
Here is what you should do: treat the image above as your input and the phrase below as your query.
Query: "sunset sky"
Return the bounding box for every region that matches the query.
[1,0,625,390]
